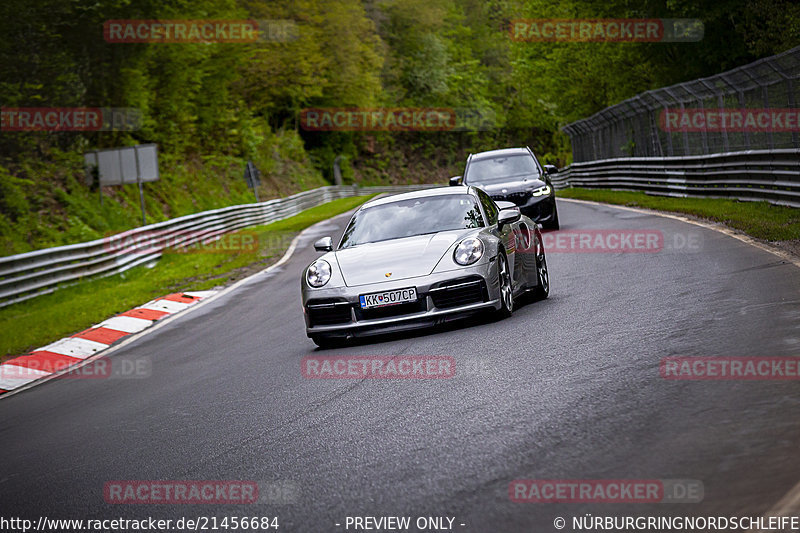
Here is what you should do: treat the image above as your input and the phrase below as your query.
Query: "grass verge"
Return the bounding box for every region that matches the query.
[558,188,800,242]
[0,195,375,359]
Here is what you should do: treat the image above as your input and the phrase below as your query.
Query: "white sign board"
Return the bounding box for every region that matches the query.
[84,144,159,186]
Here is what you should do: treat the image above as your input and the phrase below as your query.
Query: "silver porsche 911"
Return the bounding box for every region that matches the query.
[300,186,549,347]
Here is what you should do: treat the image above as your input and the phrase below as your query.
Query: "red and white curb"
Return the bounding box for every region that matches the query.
[0,291,216,395]
[0,206,359,400]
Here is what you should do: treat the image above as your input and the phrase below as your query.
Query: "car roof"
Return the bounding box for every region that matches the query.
[470,147,530,160]
[361,186,478,209]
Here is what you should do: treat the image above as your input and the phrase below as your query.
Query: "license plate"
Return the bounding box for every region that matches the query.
[359,287,417,309]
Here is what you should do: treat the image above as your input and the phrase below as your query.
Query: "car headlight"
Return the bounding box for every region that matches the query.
[454,238,484,266]
[530,185,551,197]
[306,259,332,287]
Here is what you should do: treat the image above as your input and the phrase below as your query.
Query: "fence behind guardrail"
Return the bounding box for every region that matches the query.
[562,46,800,162]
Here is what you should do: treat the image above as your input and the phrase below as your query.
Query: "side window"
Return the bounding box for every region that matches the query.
[476,189,499,225]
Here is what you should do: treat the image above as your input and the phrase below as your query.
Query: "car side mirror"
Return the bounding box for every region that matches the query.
[314,236,333,252]
[449,176,463,186]
[544,164,558,174]
[497,208,521,229]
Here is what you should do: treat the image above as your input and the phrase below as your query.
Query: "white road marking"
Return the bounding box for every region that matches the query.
[0,365,52,390]
[558,197,800,530]
[748,478,800,532]
[34,337,108,359]
[139,299,194,313]
[96,315,153,334]
[558,197,800,268]
[182,291,217,298]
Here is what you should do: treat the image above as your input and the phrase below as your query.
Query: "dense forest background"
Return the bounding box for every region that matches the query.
[1,0,798,254]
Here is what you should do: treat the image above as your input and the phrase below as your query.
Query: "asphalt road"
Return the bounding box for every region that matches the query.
[2,198,800,532]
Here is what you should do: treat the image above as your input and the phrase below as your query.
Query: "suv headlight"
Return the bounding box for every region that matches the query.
[306,259,332,287]
[530,185,551,197]
[454,238,484,266]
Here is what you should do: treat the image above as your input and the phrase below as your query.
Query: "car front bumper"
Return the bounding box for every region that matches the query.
[302,262,501,339]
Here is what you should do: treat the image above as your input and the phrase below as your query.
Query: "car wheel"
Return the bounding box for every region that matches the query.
[532,241,550,301]
[495,252,514,318]
[543,205,559,230]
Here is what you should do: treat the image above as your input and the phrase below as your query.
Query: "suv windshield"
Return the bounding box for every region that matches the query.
[465,154,540,183]
[339,194,484,248]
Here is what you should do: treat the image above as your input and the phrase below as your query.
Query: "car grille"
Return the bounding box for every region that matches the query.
[355,299,428,321]
[430,276,487,309]
[491,192,530,206]
[306,299,351,326]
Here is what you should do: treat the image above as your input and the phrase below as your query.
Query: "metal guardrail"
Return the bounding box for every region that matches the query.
[0,184,431,308]
[550,149,800,208]
[8,158,794,310]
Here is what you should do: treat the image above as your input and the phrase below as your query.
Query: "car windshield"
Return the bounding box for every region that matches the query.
[339,194,484,248]
[465,154,541,183]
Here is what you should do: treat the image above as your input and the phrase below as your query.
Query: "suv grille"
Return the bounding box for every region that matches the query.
[491,192,530,206]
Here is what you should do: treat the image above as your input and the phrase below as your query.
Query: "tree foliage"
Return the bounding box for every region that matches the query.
[0,0,797,235]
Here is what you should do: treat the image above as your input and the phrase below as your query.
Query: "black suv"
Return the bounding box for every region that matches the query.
[450,147,559,229]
